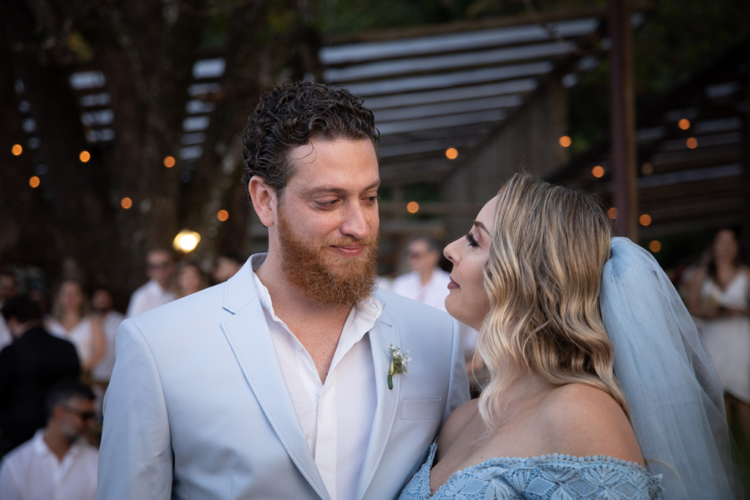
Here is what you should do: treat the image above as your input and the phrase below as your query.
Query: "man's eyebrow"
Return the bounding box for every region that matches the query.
[473,221,490,235]
[303,180,381,196]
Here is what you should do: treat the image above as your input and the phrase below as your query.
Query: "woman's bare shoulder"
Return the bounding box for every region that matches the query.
[538,383,644,465]
[436,399,479,451]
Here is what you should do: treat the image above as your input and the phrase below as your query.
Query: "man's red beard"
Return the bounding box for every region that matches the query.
[277,211,378,306]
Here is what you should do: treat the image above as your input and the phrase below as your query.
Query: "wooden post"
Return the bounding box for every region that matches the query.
[609,0,638,239]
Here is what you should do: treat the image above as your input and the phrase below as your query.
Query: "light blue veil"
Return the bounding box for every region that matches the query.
[601,237,742,498]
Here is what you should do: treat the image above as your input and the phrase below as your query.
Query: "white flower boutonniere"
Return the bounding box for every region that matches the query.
[387,343,411,390]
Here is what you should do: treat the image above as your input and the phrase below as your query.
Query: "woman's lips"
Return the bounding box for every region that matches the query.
[448,277,460,289]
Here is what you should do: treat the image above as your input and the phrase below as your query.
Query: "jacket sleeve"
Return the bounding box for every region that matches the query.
[441,318,470,425]
[98,319,172,500]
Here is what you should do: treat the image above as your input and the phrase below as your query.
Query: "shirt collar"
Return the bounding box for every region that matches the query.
[32,429,84,459]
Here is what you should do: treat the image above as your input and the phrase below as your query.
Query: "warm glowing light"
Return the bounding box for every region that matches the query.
[79,151,91,163]
[592,166,604,178]
[639,214,652,226]
[678,119,690,130]
[121,197,133,209]
[406,201,419,214]
[608,207,618,219]
[164,156,176,168]
[173,229,201,253]
[649,240,662,252]
[29,176,40,188]
[559,136,572,148]
[686,137,698,149]
[12,144,22,156]
[217,210,229,222]
[445,148,458,160]
[641,162,654,175]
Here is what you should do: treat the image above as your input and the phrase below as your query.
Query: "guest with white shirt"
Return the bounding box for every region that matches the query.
[0,270,19,351]
[46,279,106,371]
[89,287,125,383]
[126,249,176,318]
[391,236,451,312]
[0,380,98,500]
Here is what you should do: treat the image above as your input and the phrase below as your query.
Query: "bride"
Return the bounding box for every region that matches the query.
[399,173,738,500]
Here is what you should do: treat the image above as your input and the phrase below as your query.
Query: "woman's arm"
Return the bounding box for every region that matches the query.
[85,315,107,370]
[686,268,719,320]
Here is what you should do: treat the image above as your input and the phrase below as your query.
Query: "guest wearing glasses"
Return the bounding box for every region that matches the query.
[392,236,452,311]
[126,249,176,318]
[0,380,98,500]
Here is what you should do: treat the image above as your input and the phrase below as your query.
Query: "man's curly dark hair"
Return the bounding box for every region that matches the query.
[241,81,379,203]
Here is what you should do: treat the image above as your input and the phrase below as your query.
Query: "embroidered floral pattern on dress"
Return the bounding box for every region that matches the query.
[398,443,664,500]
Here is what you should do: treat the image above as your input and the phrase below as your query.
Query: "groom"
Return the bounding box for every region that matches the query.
[98,81,469,500]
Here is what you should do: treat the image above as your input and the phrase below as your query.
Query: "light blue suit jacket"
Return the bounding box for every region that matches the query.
[98,257,470,500]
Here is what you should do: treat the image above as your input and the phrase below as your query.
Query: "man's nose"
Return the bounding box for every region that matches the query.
[340,203,371,240]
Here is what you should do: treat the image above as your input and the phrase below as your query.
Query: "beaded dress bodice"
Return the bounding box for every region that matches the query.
[398,443,663,500]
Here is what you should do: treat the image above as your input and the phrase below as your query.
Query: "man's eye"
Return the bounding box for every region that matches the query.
[317,199,339,207]
[364,195,379,203]
[465,233,479,248]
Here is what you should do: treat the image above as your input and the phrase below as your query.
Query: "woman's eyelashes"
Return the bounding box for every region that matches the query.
[465,232,479,248]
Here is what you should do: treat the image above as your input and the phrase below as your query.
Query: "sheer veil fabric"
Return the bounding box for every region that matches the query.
[601,237,743,498]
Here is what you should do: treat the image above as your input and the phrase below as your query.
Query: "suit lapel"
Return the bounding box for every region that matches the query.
[356,301,402,500]
[220,258,330,500]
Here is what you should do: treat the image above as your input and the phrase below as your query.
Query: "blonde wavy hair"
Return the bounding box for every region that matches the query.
[477,173,629,426]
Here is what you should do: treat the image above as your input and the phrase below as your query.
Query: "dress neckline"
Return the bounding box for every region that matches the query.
[423,442,654,499]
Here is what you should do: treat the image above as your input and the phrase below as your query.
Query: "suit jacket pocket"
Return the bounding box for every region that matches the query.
[401,398,443,420]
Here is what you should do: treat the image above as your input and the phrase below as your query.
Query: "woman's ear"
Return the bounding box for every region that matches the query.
[248,176,277,228]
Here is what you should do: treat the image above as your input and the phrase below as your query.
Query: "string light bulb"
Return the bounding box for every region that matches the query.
[217,210,229,222]
[559,136,572,148]
[79,151,91,163]
[173,229,201,253]
[445,148,458,160]
[12,144,22,156]
[407,201,419,214]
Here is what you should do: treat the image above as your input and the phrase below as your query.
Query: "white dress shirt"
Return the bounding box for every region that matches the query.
[252,256,382,500]
[391,268,451,312]
[91,310,125,381]
[126,279,176,318]
[0,429,98,500]
[47,317,95,368]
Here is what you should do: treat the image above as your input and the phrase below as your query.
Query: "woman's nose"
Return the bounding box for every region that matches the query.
[444,238,460,265]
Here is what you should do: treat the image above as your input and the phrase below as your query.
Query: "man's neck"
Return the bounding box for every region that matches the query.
[43,427,74,462]
[154,280,172,293]
[255,252,354,383]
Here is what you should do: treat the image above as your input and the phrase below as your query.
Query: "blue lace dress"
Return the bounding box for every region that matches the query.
[399,443,663,500]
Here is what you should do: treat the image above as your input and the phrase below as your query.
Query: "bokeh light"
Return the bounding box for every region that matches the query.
[649,240,662,252]
[121,197,133,209]
[164,156,176,168]
[12,144,22,156]
[686,137,698,149]
[79,150,91,163]
[217,210,229,221]
[678,119,690,130]
[445,148,458,160]
[608,207,618,219]
[639,214,652,226]
[559,136,572,148]
[592,166,604,178]
[29,176,40,188]
[641,162,654,175]
[173,229,201,253]
[407,201,419,214]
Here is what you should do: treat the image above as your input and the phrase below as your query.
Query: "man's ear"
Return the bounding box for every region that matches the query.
[248,176,277,228]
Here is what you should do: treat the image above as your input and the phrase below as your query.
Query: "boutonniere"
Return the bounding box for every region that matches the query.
[387,344,411,390]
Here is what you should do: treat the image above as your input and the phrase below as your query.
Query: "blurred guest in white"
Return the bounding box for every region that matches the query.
[89,287,124,384]
[126,249,176,317]
[47,279,105,372]
[0,380,98,500]
[177,262,207,298]
[212,252,243,284]
[391,236,451,311]
[391,236,484,385]
[0,270,19,350]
